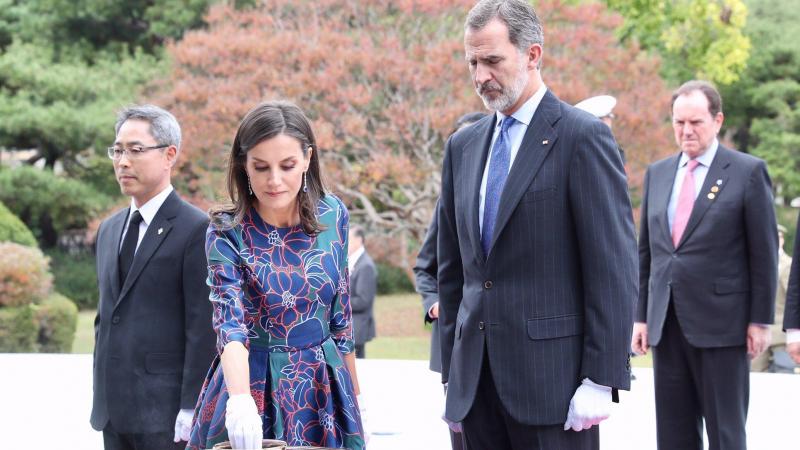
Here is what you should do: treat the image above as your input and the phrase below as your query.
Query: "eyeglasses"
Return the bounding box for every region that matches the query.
[107,144,169,160]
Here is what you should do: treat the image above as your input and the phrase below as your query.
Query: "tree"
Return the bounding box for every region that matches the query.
[0,0,213,168]
[154,0,673,274]
[720,0,800,202]
[605,0,751,85]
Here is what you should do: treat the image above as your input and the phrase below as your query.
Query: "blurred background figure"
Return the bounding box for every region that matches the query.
[349,224,377,359]
[415,110,486,450]
[752,224,795,372]
[575,94,624,163]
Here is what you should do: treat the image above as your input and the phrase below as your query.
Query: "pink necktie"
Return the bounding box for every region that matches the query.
[672,159,700,247]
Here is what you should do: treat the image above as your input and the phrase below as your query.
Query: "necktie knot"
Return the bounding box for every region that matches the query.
[686,159,700,172]
[500,115,516,134]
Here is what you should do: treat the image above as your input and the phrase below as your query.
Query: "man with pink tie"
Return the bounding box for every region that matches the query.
[632,80,778,450]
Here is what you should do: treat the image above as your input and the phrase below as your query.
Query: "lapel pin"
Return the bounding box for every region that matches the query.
[716,179,722,185]
[542,139,549,145]
[711,186,719,193]
[707,193,715,200]
[158,227,164,235]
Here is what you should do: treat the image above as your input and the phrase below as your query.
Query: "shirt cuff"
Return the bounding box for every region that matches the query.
[581,377,612,392]
[750,322,770,328]
[787,329,800,344]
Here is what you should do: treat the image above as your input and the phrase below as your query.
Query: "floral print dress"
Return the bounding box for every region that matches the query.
[187,194,365,450]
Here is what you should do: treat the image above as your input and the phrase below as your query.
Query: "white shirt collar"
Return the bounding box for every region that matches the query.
[129,185,174,226]
[348,246,365,272]
[494,84,547,128]
[679,139,719,168]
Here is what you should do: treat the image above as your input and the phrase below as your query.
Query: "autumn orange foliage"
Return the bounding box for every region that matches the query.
[152,0,673,274]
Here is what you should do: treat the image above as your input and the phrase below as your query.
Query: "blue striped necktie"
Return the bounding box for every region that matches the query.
[481,115,516,255]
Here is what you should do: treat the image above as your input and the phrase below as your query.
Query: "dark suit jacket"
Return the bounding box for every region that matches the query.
[91,191,216,433]
[783,214,800,330]
[638,146,778,347]
[350,250,377,346]
[414,209,442,373]
[437,90,637,426]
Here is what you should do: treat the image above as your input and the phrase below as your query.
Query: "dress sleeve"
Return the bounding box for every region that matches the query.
[206,223,250,353]
[329,198,354,354]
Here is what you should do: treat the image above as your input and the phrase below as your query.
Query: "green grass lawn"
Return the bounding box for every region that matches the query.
[72,293,654,367]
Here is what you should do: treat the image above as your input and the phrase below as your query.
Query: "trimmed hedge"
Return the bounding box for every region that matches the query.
[35,293,79,353]
[0,242,52,307]
[0,202,37,247]
[0,305,37,352]
[46,249,98,310]
[376,262,415,295]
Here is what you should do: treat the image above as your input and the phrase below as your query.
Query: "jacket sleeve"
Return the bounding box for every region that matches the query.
[414,208,440,323]
[637,168,652,323]
[784,212,800,330]
[744,161,778,325]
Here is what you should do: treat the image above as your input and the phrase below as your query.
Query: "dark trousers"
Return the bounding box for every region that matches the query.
[653,304,749,450]
[461,350,599,450]
[355,343,366,359]
[443,384,467,450]
[103,421,183,450]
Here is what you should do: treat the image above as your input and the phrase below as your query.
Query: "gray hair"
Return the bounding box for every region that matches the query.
[466,0,544,63]
[115,104,182,153]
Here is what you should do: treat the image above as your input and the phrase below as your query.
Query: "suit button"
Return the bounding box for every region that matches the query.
[484,280,493,289]
[671,254,677,259]
[478,321,485,330]
[111,316,120,324]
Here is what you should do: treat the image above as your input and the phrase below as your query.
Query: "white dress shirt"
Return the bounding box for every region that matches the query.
[667,140,718,231]
[478,84,548,233]
[348,246,365,274]
[119,185,174,253]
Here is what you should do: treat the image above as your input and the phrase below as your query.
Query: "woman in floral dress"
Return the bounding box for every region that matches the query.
[187,101,365,450]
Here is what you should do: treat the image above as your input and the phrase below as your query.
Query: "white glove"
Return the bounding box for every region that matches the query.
[563,378,612,432]
[173,408,195,442]
[225,394,263,450]
[357,394,370,444]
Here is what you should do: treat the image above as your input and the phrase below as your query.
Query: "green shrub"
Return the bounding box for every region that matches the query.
[0,242,52,307]
[0,201,37,247]
[46,248,98,310]
[0,305,37,352]
[376,262,414,295]
[0,166,110,247]
[35,293,78,353]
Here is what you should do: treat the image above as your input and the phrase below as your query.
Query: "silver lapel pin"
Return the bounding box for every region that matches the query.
[716,179,722,185]
[157,227,164,235]
[542,139,549,145]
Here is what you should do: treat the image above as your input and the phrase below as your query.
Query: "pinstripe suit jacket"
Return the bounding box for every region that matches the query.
[785,212,800,331]
[437,90,637,425]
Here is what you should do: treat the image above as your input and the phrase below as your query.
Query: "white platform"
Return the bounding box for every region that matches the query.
[0,354,797,449]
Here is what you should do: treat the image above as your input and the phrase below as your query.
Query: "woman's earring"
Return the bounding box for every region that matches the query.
[248,178,253,196]
[302,171,308,193]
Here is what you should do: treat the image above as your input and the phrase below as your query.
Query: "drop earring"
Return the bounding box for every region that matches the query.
[248,178,253,196]
[302,171,308,193]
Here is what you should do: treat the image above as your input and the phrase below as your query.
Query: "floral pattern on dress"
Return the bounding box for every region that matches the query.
[186,194,364,450]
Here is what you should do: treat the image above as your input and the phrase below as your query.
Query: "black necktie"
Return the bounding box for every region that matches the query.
[119,210,143,285]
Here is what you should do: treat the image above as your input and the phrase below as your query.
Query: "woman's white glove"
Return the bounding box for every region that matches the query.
[225,394,263,449]
[357,394,370,443]
[173,408,194,442]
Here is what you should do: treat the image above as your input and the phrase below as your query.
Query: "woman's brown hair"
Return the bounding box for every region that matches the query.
[211,101,325,235]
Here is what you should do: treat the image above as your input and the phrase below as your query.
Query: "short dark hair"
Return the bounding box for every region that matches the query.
[350,224,366,242]
[466,0,544,57]
[671,80,723,117]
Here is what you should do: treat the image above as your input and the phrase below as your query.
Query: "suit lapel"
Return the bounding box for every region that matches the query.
[465,117,495,265]
[676,146,731,249]
[115,191,180,307]
[107,210,128,301]
[488,90,559,253]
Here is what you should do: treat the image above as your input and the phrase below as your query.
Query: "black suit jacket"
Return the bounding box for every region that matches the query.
[414,209,443,373]
[91,191,216,433]
[638,146,778,347]
[785,213,800,330]
[437,90,637,426]
[350,250,377,346]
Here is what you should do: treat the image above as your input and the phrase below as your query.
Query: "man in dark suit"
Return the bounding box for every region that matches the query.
[348,224,377,359]
[785,215,800,363]
[437,1,637,448]
[91,105,216,450]
[633,80,778,450]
